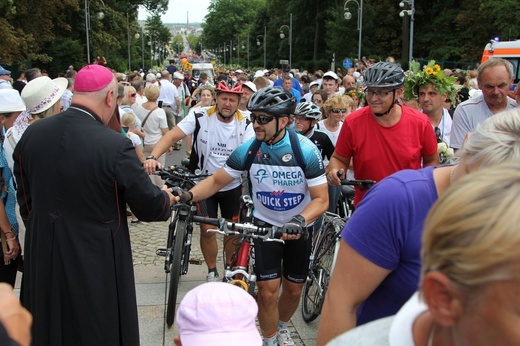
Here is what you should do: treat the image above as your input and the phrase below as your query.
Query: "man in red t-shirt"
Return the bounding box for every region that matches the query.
[327,62,438,206]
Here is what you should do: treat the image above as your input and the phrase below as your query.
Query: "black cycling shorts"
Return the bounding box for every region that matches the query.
[252,220,313,284]
[196,185,241,220]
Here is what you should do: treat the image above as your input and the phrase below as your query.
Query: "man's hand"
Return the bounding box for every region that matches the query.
[0,283,32,346]
[161,185,175,206]
[282,215,306,240]
[171,187,193,204]
[326,169,344,187]
[144,158,161,174]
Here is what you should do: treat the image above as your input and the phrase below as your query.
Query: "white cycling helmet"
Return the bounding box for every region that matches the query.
[293,102,322,121]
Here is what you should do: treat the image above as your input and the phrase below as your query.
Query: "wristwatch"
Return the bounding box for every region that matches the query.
[146,155,157,160]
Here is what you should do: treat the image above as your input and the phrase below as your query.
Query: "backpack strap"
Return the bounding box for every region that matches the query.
[287,128,306,170]
[243,128,306,172]
[187,112,205,173]
[243,139,262,172]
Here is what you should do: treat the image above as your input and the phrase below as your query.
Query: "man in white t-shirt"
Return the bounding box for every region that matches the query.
[143,81,255,282]
[158,70,179,130]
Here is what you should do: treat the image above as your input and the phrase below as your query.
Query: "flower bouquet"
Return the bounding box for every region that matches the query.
[437,141,454,165]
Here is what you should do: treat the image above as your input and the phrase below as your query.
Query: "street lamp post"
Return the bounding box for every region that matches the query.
[244,33,249,69]
[257,26,267,69]
[399,0,415,63]
[230,40,233,65]
[236,37,240,66]
[84,0,105,64]
[140,29,145,70]
[279,13,292,68]
[344,0,363,61]
[127,13,131,72]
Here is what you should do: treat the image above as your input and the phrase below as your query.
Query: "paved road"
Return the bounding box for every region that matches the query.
[133,141,320,345]
[14,139,320,345]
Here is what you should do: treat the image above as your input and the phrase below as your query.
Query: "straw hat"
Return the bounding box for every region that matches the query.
[0,89,26,113]
[21,76,67,114]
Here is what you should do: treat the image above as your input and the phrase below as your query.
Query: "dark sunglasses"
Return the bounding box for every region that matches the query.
[312,99,323,104]
[251,113,276,125]
[331,108,347,113]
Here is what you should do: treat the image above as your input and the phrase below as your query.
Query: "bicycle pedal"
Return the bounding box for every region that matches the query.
[156,248,167,256]
[189,258,203,265]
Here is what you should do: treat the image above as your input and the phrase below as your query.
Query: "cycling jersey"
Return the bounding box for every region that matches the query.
[224,130,326,227]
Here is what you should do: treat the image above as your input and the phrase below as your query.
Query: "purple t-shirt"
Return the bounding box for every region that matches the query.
[342,166,438,326]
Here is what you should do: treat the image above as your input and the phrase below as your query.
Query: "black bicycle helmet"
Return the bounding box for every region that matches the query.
[247,87,296,117]
[293,102,322,120]
[364,62,405,89]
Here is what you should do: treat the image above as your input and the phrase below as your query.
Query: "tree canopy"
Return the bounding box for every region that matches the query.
[0,0,518,75]
[199,0,520,71]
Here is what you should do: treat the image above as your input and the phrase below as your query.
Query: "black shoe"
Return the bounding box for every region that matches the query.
[131,219,140,224]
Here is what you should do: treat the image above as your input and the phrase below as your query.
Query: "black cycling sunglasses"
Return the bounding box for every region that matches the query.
[251,113,276,125]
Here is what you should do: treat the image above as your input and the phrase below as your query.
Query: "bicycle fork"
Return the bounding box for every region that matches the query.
[225,239,257,295]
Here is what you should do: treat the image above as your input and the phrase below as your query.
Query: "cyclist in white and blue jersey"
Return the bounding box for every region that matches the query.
[174,87,328,346]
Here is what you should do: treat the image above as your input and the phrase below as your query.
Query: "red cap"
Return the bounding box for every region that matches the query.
[215,81,243,95]
[74,65,114,92]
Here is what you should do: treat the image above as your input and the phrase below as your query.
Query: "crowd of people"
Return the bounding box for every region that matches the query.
[0,56,518,346]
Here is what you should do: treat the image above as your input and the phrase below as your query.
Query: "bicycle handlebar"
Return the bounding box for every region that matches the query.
[193,215,284,243]
[337,170,376,190]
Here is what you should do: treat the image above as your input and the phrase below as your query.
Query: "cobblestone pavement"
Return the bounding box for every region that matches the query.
[129,146,318,345]
[128,216,317,346]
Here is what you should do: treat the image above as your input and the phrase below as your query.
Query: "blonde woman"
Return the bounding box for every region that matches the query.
[328,161,520,345]
[319,108,520,345]
[134,85,168,187]
[318,94,353,146]
[120,85,144,138]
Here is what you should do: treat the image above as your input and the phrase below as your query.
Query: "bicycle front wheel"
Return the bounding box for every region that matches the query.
[166,219,187,327]
[302,224,338,322]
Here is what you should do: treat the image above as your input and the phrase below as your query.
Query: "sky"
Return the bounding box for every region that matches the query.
[138,0,212,24]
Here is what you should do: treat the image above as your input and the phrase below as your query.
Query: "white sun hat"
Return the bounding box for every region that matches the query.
[0,89,26,113]
[21,76,67,114]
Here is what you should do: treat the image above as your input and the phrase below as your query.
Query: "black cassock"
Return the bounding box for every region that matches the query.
[14,105,171,345]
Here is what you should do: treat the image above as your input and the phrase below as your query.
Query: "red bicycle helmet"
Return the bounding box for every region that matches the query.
[214,80,243,95]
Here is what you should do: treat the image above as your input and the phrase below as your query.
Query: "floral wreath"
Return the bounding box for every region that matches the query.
[404,60,460,101]
[345,88,365,102]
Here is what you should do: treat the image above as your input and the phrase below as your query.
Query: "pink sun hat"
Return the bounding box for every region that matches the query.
[74,64,114,92]
[176,282,261,346]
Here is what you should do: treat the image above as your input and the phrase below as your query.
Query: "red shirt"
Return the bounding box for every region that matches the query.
[335,105,438,205]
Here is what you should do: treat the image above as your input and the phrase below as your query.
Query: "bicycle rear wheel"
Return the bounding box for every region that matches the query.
[166,219,187,327]
[301,223,338,322]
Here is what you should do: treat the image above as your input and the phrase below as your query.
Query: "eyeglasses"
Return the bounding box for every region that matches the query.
[434,126,442,143]
[331,108,347,113]
[366,90,394,98]
[294,115,311,122]
[251,113,276,125]
[130,93,137,97]
[312,99,323,104]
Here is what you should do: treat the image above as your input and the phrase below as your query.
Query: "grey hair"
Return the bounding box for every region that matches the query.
[459,108,520,168]
[477,58,514,82]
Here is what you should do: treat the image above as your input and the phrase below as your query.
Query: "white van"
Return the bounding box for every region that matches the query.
[481,40,520,83]
[191,63,215,82]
